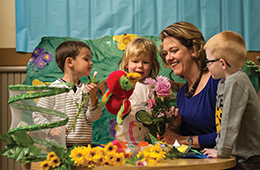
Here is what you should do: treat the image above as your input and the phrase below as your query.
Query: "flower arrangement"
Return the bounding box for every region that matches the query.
[40,142,126,169]
[137,75,178,137]
[40,140,186,169]
[1,130,191,170]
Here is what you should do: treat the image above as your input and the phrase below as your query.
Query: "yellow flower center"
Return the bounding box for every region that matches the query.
[77,153,82,158]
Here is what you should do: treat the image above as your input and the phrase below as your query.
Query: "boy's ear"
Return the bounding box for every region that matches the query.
[219,59,228,69]
[65,57,74,68]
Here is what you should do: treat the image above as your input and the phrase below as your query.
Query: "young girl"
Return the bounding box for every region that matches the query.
[116,37,160,145]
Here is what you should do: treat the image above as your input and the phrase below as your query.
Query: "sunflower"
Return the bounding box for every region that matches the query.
[93,146,106,156]
[147,157,158,164]
[69,146,87,166]
[94,155,106,166]
[150,144,164,153]
[46,151,57,161]
[40,160,51,170]
[92,152,104,166]
[112,152,126,166]
[100,157,112,167]
[105,151,115,161]
[50,156,61,168]
[104,142,117,153]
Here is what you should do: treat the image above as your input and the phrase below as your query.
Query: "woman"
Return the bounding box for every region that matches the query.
[159,21,219,149]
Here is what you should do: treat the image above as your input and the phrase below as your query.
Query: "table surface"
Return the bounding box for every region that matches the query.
[21,156,236,170]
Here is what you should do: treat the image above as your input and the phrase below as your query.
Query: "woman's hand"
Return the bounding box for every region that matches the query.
[158,128,182,144]
[167,106,182,131]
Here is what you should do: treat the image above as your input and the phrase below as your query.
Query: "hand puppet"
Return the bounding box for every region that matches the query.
[98,70,141,125]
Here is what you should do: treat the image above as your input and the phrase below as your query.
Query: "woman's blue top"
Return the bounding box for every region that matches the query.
[177,76,220,149]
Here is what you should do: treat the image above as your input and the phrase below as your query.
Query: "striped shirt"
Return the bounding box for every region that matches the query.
[32,78,102,146]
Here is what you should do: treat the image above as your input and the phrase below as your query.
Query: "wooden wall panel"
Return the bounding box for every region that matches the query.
[0,67,26,170]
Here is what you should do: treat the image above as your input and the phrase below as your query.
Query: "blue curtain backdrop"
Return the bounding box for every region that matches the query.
[16,0,260,52]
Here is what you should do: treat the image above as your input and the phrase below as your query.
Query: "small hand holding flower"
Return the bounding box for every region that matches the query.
[49,126,65,138]
[85,83,98,107]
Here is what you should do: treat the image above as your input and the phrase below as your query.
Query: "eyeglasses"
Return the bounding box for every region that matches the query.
[205,59,231,67]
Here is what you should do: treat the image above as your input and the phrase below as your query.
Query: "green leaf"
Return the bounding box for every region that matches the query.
[28,145,42,156]
[13,146,24,161]
[1,144,17,156]
[136,110,153,125]
[51,145,66,158]
[149,133,158,145]
[59,164,71,170]
[149,124,158,137]
[11,131,33,147]
[0,133,16,144]
[15,147,27,161]
[153,118,164,123]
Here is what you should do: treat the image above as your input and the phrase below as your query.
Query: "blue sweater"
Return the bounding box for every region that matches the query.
[177,76,219,149]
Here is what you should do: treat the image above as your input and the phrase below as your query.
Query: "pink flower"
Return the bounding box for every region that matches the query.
[136,160,147,167]
[156,75,168,83]
[144,77,157,92]
[156,80,171,97]
[157,112,165,118]
[147,98,156,110]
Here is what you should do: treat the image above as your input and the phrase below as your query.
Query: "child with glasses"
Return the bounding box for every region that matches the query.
[202,31,260,169]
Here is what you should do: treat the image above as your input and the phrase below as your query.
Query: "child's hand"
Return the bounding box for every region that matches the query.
[49,126,64,138]
[85,83,98,107]
[202,148,217,158]
[166,106,181,130]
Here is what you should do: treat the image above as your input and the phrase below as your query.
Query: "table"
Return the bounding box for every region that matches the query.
[21,156,236,170]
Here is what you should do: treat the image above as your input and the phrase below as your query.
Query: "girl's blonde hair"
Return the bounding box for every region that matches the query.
[119,37,160,78]
[204,30,247,69]
[159,21,207,71]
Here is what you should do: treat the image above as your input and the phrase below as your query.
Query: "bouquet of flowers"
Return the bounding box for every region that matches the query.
[137,75,178,137]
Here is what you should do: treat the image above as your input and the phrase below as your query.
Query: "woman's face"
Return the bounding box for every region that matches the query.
[162,37,194,77]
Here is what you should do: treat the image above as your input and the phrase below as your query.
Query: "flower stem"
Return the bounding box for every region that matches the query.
[66,94,89,139]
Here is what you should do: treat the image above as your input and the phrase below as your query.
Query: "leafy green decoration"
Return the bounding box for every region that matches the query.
[0,131,45,164]
[245,56,260,72]
[0,82,74,165]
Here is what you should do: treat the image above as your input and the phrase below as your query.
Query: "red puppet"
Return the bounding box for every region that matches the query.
[98,70,141,125]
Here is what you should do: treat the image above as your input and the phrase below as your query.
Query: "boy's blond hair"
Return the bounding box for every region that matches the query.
[204,31,247,69]
[119,37,160,78]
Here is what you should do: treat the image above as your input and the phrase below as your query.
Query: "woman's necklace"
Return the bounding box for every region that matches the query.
[184,71,203,98]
